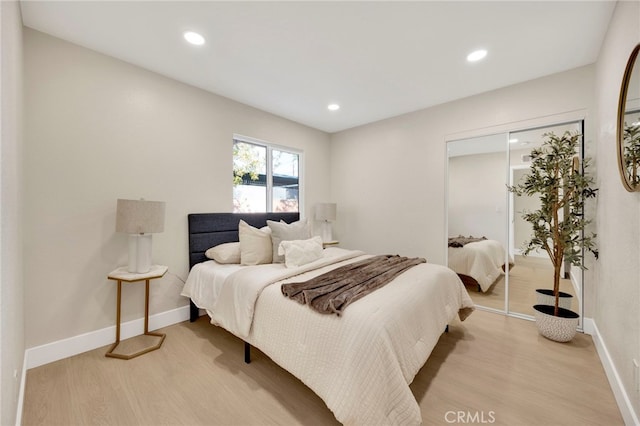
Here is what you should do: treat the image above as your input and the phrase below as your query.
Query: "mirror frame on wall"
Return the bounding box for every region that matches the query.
[617,43,640,192]
[445,119,586,330]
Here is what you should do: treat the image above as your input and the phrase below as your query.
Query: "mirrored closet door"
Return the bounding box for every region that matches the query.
[447,133,509,313]
[447,120,584,323]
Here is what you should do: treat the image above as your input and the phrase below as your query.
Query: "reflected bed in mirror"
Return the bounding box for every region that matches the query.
[447,236,513,292]
[617,43,640,192]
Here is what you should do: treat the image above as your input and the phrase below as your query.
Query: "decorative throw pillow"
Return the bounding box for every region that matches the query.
[267,218,311,263]
[205,242,241,264]
[239,220,272,265]
[278,236,324,268]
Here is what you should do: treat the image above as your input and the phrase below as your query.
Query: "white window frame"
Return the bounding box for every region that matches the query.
[233,133,304,214]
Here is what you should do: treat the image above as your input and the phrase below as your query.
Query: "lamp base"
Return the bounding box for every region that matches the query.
[321,221,333,243]
[128,234,152,273]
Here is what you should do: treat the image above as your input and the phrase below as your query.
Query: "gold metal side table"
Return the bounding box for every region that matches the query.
[106,265,168,359]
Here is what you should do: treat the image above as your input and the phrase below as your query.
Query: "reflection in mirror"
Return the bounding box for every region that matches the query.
[446,121,585,324]
[618,44,640,191]
[508,122,583,321]
[447,134,509,312]
[621,109,640,188]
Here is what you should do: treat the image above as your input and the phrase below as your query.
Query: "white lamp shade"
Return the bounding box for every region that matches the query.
[315,203,337,221]
[116,199,166,234]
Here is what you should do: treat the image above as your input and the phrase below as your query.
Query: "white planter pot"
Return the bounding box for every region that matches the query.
[535,289,573,310]
[533,304,579,342]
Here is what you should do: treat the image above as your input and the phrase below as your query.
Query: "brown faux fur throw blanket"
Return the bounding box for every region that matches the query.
[448,235,487,248]
[281,255,426,316]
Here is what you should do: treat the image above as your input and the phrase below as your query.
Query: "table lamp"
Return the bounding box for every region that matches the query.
[315,202,337,242]
[116,198,166,273]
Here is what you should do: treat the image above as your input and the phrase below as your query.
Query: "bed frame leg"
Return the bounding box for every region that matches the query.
[189,300,199,322]
[445,325,449,333]
[244,342,251,364]
[477,284,481,292]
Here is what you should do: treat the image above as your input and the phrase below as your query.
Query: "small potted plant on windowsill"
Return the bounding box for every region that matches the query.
[508,131,597,342]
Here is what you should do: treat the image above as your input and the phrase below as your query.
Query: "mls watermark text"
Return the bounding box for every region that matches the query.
[444,410,496,424]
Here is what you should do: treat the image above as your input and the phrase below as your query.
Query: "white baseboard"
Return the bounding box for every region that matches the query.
[582,317,595,335]
[25,305,190,370]
[588,320,639,425]
[15,351,27,426]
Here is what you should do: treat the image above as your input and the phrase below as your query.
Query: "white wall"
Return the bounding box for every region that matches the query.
[0,1,23,424]
[448,151,507,244]
[594,0,640,420]
[23,29,332,349]
[512,167,539,254]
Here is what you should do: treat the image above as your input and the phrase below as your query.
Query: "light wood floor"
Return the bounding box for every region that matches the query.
[22,310,623,426]
[467,255,577,316]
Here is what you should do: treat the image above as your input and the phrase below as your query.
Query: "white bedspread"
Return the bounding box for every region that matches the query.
[182,247,474,425]
[448,239,511,292]
[183,248,365,338]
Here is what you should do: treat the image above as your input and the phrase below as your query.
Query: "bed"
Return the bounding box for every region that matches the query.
[447,237,513,292]
[182,212,474,425]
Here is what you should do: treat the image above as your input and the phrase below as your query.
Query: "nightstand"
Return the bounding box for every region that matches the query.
[106,264,168,359]
[323,240,339,248]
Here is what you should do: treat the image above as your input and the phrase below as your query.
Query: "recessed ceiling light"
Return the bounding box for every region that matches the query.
[467,49,487,62]
[184,31,205,46]
[327,104,340,111]
[509,138,518,143]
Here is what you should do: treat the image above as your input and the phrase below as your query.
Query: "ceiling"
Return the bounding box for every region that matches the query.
[20,1,616,133]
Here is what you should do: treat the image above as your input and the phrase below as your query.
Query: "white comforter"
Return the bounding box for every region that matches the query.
[448,239,511,292]
[182,247,474,425]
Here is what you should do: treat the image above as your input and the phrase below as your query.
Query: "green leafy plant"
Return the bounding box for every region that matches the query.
[233,142,263,186]
[623,119,640,186]
[508,131,597,316]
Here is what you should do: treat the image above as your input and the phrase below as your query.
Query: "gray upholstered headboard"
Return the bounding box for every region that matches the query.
[187,212,300,269]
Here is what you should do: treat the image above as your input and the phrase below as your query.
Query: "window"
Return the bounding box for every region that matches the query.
[233,135,301,213]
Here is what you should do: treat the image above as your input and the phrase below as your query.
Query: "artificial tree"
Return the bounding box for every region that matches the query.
[508,131,597,318]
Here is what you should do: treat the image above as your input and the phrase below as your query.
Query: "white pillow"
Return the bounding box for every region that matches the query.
[238,220,272,265]
[267,218,311,263]
[278,236,324,268]
[205,242,241,264]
